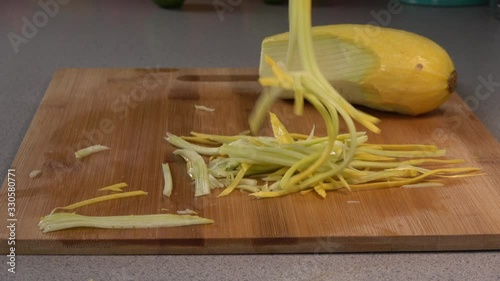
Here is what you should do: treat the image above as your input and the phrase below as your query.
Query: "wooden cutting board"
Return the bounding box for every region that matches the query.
[1,68,500,254]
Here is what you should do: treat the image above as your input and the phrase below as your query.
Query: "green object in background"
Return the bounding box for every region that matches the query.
[400,0,487,6]
[153,0,185,9]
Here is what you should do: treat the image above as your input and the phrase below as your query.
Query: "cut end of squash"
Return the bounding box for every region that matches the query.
[448,70,458,93]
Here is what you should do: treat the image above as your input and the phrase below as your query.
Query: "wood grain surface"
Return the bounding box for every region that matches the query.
[1,68,500,254]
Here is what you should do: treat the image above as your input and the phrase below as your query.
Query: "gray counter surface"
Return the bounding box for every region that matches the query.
[1,0,499,280]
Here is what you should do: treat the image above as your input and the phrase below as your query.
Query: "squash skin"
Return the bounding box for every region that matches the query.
[261,24,457,115]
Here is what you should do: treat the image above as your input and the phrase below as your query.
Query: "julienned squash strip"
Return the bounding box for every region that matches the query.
[162,163,173,197]
[75,145,110,159]
[39,213,213,233]
[50,191,148,214]
[98,182,128,192]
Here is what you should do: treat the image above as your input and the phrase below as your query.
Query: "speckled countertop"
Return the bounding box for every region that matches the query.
[1,0,499,280]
